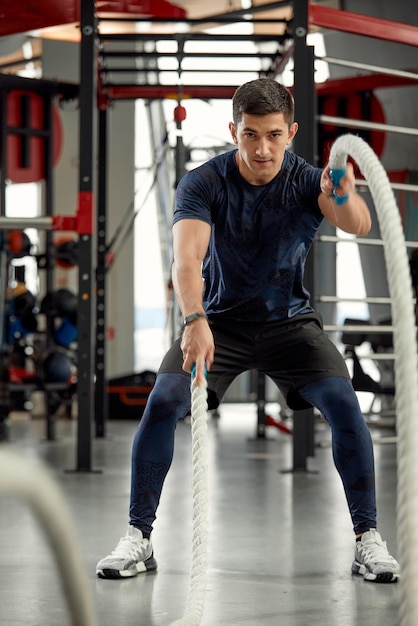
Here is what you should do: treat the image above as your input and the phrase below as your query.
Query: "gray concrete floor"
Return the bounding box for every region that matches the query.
[0,404,400,626]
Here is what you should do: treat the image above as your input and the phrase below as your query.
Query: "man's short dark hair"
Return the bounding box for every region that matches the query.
[232,78,294,127]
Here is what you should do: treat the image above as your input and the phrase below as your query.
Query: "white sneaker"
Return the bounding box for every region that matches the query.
[352,528,400,583]
[96,526,157,579]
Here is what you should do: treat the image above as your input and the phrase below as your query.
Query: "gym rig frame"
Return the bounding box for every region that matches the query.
[0,1,417,473]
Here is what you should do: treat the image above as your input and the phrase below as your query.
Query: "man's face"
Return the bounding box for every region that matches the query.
[229,112,298,185]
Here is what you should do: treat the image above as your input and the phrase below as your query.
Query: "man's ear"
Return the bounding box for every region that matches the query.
[229,121,238,144]
[287,121,299,145]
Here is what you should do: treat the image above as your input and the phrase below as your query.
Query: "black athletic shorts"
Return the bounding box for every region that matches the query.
[158,311,350,410]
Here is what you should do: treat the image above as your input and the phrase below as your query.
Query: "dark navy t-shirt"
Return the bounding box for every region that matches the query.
[173,149,324,322]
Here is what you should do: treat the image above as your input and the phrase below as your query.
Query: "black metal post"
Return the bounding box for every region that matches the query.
[293,1,317,162]
[95,107,109,437]
[75,0,96,470]
[289,0,317,472]
[43,94,58,441]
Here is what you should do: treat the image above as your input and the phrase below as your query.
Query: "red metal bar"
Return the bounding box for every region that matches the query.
[52,214,77,231]
[49,193,93,234]
[0,0,79,37]
[316,73,418,97]
[98,0,186,19]
[309,4,418,47]
[106,85,239,100]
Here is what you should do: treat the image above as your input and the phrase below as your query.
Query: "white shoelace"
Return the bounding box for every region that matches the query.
[360,537,396,565]
[111,535,147,559]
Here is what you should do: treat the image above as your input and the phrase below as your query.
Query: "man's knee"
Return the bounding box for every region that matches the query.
[145,372,191,421]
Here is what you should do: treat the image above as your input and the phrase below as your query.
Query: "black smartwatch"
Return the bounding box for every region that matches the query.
[183,312,208,326]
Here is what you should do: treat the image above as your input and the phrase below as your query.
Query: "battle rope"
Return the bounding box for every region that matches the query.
[172,135,418,626]
[171,368,210,626]
[330,134,418,626]
[0,447,96,626]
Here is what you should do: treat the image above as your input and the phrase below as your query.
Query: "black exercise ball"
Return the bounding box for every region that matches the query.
[40,288,77,318]
[54,288,77,317]
[12,290,36,317]
[7,283,36,317]
[55,237,78,268]
[42,351,75,384]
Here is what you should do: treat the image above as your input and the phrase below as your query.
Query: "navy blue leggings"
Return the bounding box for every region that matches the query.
[130,374,376,536]
[297,376,376,534]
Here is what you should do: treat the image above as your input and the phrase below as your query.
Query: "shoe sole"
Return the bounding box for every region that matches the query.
[97,555,158,579]
[352,561,399,583]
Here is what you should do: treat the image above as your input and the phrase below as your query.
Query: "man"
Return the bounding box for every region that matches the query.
[97,78,400,583]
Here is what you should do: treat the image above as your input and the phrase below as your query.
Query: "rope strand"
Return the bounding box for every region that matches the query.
[170,374,210,626]
[172,374,209,626]
[330,134,418,626]
[0,448,96,626]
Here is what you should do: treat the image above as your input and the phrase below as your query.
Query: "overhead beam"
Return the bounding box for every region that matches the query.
[0,0,186,37]
[309,4,418,47]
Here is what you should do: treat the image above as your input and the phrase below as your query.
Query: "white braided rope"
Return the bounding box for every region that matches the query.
[170,135,418,625]
[330,134,418,626]
[171,374,209,626]
[0,447,96,626]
